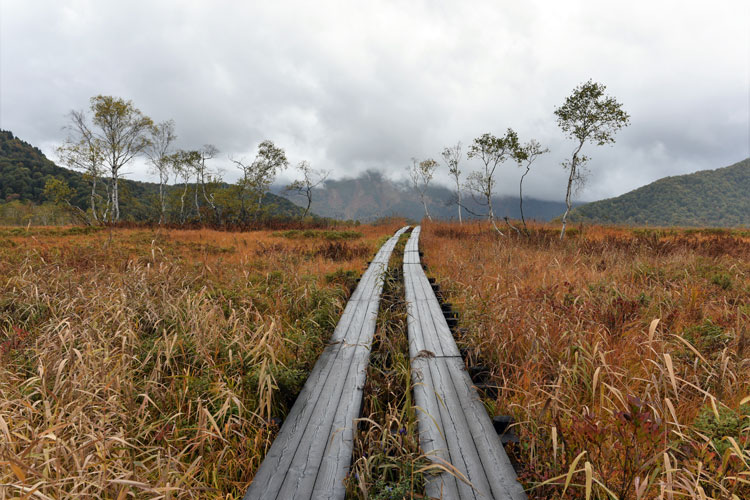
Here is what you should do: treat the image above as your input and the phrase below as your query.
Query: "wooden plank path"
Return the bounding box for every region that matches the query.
[244,226,409,500]
[404,226,526,500]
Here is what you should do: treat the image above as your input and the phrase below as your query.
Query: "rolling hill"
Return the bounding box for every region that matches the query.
[570,158,750,227]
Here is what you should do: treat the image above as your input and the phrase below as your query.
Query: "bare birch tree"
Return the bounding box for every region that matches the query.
[515,139,549,233]
[285,161,330,217]
[145,120,176,225]
[466,129,521,234]
[409,157,437,221]
[57,110,107,223]
[441,142,463,224]
[555,80,630,238]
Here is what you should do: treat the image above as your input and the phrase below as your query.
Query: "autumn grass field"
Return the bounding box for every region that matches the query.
[0,221,403,499]
[1,220,749,499]
[420,222,750,499]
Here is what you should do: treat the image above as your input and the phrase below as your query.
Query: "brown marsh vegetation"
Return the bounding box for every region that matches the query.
[0,222,403,499]
[421,222,750,499]
[1,220,748,499]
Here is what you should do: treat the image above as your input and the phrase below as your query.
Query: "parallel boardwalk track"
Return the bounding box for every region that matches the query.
[244,226,409,500]
[404,226,526,500]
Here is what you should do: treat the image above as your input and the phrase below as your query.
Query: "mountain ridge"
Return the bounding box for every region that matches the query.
[277,170,570,222]
[4,128,747,226]
[570,158,750,227]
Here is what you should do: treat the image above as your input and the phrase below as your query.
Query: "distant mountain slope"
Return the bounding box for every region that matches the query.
[0,130,304,221]
[278,170,569,222]
[570,158,750,227]
[1,129,98,206]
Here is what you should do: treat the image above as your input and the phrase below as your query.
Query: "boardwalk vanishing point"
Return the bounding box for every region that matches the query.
[245,226,525,500]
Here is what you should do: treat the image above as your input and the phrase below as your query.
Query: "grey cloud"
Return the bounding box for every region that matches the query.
[0,0,747,203]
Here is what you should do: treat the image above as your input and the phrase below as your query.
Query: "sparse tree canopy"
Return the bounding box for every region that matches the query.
[555,80,630,238]
[232,140,289,219]
[91,96,153,221]
[441,142,463,224]
[409,157,438,221]
[58,110,107,223]
[515,138,548,232]
[2,129,311,226]
[63,96,153,222]
[286,161,330,218]
[145,120,177,224]
[168,149,202,224]
[197,144,221,221]
[466,129,521,234]
[43,177,90,225]
[43,178,73,205]
[253,140,288,191]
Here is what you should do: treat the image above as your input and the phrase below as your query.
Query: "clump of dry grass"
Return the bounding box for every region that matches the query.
[0,223,402,499]
[421,221,750,500]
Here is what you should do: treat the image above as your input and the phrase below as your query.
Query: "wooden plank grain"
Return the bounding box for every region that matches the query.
[244,226,408,500]
[404,226,526,500]
[425,357,490,499]
[412,357,463,499]
[444,357,526,500]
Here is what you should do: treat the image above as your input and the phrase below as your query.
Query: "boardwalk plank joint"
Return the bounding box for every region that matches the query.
[404,226,526,500]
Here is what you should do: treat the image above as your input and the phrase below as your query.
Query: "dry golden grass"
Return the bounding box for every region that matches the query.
[3,219,748,500]
[0,222,402,499]
[420,221,750,499]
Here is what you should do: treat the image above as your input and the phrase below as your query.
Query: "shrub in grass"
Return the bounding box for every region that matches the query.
[710,272,732,290]
[693,404,750,458]
[682,320,732,355]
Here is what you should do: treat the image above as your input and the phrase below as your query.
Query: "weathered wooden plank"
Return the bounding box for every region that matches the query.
[404,226,526,500]
[403,249,421,264]
[442,356,525,499]
[404,266,459,358]
[412,360,459,497]
[244,226,408,500]
[413,357,489,499]
[310,343,371,498]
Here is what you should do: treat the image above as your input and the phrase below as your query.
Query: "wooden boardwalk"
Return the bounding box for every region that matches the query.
[404,226,526,500]
[244,226,409,500]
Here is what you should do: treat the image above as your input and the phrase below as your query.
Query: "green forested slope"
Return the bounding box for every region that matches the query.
[571,158,750,227]
[0,129,92,205]
[0,129,165,219]
[0,130,304,223]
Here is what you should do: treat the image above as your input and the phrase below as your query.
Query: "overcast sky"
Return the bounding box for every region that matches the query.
[1,0,748,202]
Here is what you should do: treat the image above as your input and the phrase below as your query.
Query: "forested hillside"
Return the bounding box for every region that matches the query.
[570,158,750,227]
[0,130,160,216]
[0,130,304,224]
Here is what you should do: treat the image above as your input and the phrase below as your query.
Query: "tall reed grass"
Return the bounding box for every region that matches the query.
[0,223,401,499]
[421,221,750,499]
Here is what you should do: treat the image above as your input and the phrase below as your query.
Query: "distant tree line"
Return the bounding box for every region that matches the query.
[48,95,322,226]
[410,79,629,238]
[1,82,630,233]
